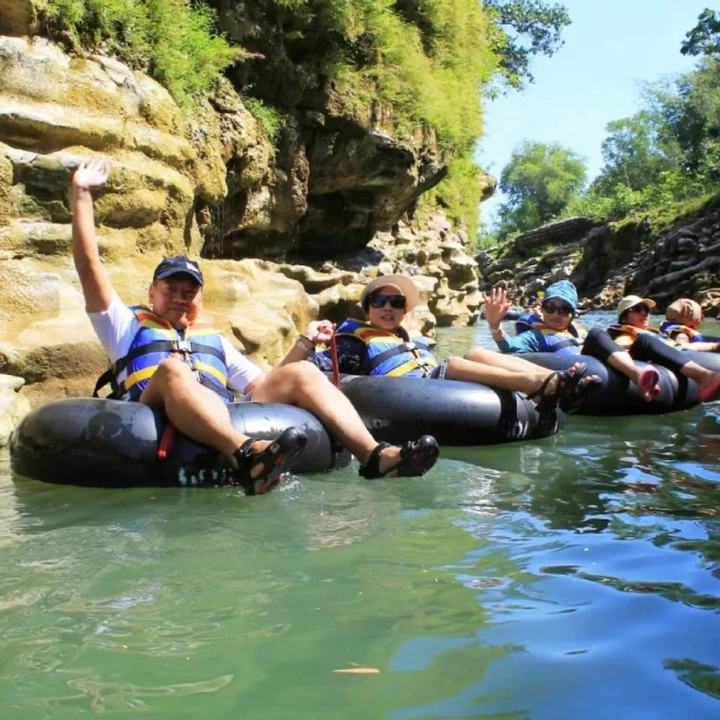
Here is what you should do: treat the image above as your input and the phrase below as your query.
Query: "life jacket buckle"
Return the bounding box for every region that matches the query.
[174,339,193,353]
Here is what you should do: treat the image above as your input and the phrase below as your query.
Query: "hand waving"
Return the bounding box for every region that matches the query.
[72,158,111,190]
[483,286,511,329]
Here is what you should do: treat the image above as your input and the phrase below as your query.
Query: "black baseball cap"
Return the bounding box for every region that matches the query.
[152,256,204,286]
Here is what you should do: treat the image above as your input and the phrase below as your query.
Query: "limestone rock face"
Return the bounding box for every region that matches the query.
[0,374,30,447]
[298,127,445,254]
[265,210,481,331]
[479,172,497,203]
[0,35,226,263]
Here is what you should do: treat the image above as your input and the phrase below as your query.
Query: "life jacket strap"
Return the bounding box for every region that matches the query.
[92,367,121,399]
[112,339,225,375]
[363,342,421,374]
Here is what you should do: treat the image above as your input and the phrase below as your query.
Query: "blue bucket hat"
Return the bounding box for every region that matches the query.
[544,280,578,312]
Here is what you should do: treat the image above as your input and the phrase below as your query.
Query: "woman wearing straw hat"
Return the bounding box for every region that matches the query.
[603,295,720,401]
[298,274,599,413]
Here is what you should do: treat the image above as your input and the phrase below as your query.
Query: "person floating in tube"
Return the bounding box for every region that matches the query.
[485,282,720,403]
[296,274,600,416]
[70,159,440,494]
[659,298,720,352]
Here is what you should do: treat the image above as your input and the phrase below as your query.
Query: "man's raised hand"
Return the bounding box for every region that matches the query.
[72,158,111,190]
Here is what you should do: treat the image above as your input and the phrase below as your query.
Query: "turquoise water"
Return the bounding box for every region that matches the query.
[2,316,720,719]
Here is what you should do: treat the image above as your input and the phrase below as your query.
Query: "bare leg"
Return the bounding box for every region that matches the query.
[604,350,651,386]
[678,360,716,383]
[252,362,404,473]
[139,358,267,465]
[445,355,550,395]
[464,346,541,374]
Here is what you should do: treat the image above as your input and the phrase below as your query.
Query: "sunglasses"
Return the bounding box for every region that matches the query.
[368,294,406,310]
[629,304,651,314]
[542,302,573,317]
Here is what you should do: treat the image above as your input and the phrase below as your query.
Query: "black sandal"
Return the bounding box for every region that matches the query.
[359,436,439,479]
[233,427,308,496]
[527,363,599,414]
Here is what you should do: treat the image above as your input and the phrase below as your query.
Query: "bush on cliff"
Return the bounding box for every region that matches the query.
[40,0,239,108]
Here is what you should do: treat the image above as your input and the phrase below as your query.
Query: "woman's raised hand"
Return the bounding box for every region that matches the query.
[72,158,111,190]
[483,286,511,329]
[305,319,335,345]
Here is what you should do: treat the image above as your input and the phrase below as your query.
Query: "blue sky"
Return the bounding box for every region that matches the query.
[477,0,712,226]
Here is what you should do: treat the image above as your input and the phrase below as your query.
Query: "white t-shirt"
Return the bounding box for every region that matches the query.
[88,292,263,394]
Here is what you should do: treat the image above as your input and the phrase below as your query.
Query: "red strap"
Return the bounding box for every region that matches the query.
[157,423,176,460]
[330,333,340,388]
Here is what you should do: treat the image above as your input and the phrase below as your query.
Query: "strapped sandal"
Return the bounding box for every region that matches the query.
[527,363,599,414]
[637,366,661,402]
[233,427,308,496]
[359,435,439,479]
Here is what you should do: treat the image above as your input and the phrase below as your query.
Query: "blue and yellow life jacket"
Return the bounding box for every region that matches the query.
[107,305,232,402]
[658,321,709,342]
[515,313,587,355]
[607,323,677,347]
[335,319,439,377]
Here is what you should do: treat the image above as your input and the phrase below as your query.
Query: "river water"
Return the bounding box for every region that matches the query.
[1,314,719,719]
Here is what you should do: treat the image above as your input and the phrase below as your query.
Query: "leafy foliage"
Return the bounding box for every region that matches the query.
[591,111,674,195]
[242,97,283,143]
[557,12,720,226]
[418,152,483,236]
[681,8,720,57]
[40,0,572,231]
[484,0,571,89]
[496,140,587,237]
[40,0,239,108]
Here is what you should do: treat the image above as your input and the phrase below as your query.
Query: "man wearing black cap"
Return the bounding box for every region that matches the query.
[71,159,439,490]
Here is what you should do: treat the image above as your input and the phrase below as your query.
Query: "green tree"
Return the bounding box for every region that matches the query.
[565,10,720,223]
[591,111,673,195]
[645,61,720,182]
[484,0,571,89]
[681,8,720,57]
[496,140,587,236]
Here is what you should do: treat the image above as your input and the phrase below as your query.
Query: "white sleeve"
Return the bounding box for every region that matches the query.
[87,292,138,363]
[221,337,263,393]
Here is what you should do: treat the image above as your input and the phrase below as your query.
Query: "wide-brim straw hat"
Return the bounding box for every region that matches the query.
[617,295,656,318]
[360,274,420,312]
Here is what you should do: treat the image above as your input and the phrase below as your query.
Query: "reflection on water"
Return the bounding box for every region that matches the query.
[1,323,720,718]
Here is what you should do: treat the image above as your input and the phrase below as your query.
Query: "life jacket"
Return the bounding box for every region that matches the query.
[335,319,439,377]
[94,305,232,402]
[658,321,709,342]
[607,323,677,346]
[514,313,587,355]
